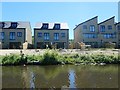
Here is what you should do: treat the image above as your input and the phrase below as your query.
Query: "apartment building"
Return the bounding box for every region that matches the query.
[74,16,119,48]
[34,22,69,49]
[0,21,32,49]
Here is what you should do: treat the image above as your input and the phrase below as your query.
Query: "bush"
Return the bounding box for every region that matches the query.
[41,50,60,65]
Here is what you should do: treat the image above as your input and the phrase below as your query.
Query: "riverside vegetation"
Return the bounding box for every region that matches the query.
[0,50,119,66]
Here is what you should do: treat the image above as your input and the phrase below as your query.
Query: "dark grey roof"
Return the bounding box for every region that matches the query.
[73,16,98,30]
[0,21,31,29]
[98,16,115,25]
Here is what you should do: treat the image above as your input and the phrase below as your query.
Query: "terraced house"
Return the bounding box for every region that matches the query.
[0,21,32,49]
[34,22,69,49]
[74,16,119,48]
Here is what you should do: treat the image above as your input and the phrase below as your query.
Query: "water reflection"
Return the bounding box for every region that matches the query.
[2,65,118,88]
[69,70,76,88]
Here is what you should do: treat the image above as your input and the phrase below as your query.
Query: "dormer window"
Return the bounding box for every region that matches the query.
[54,24,60,30]
[42,23,48,29]
[10,22,18,29]
[0,22,4,28]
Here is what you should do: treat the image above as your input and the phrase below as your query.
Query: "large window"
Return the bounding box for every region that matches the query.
[17,32,22,37]
[38,32,42,37]
[103,33,115,39]
[61,33,65,37]
[108,25,112,30]
[44,33,49,40]
[54,33,59,40]
[83,33,97,38]
[0,32,4,40]
[54,24,60,29]
[100,25,105,32]
[89,25,95,32]
[10,32,15,40]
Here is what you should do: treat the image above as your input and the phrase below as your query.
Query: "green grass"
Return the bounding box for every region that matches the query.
[0,50,119,65]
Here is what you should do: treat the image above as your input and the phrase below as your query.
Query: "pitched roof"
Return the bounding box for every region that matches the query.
[98,16,115,25]
[0,21,31,29]
[34,22,69,30]
[73,16,98,30]
[115,22,120,25]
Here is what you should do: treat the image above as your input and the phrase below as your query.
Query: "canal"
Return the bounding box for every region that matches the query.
[2,65,119,89]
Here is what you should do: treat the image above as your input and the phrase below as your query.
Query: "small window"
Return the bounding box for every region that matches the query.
[10,22,18,29]
[38,32,42,37]
[61,33,65,37]
[0,32,4,40]
[108,25,112,30]
[83,25,87,29]
[42,23,48,29]
[54,24,60,29]
[0,22,4,28]
[17,32,22,37]
[89,25,95,32]
[118,25,120,30]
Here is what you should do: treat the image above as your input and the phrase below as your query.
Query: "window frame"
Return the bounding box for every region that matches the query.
[9,32,15,40]
[17,32,22,37]
[38,32,42,37]
[0,32,5,40]
[100,25,105,32]
[89,25,95,32]
[54,33,59,41]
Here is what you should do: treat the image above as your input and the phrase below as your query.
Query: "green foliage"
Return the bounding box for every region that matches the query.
[1,50,119,65]
[41,50,60,65]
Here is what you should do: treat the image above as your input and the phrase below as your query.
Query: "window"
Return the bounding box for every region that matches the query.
[38,32,42,37]
[61,33,65,37]
[108,25,112,30]
[42,23,48,29]
[118,25,120,30]
[103,33,115,39]
[10,22,18,29]
[83,33,97,38]
[89,25,95,32]
[0,32,4,40]
[44,33,49,40]
[54,33,59,40]
[17,32,22,37]
[54,24,60,29]
[0,22,4,28]
[10,32,15,40]
[100,25,105,32]
[83,25,87,29]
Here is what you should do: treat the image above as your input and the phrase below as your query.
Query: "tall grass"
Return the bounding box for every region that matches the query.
[0,50,119,65]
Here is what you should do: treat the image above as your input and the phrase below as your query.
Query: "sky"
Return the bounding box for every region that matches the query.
[1,2,119,39]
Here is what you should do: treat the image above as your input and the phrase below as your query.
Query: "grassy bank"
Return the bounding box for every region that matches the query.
[0,50,119,66]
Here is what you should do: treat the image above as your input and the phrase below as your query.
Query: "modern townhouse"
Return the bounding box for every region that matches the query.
[74,16,99,48]
[74,16,119,48]
[98,16,117,48]
[0,21,32,49]
[34,22,69,49]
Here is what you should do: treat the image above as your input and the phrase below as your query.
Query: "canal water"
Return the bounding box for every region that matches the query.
[2,65,119,89]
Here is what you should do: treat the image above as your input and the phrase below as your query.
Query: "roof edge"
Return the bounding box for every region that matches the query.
[73,16,98,30]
